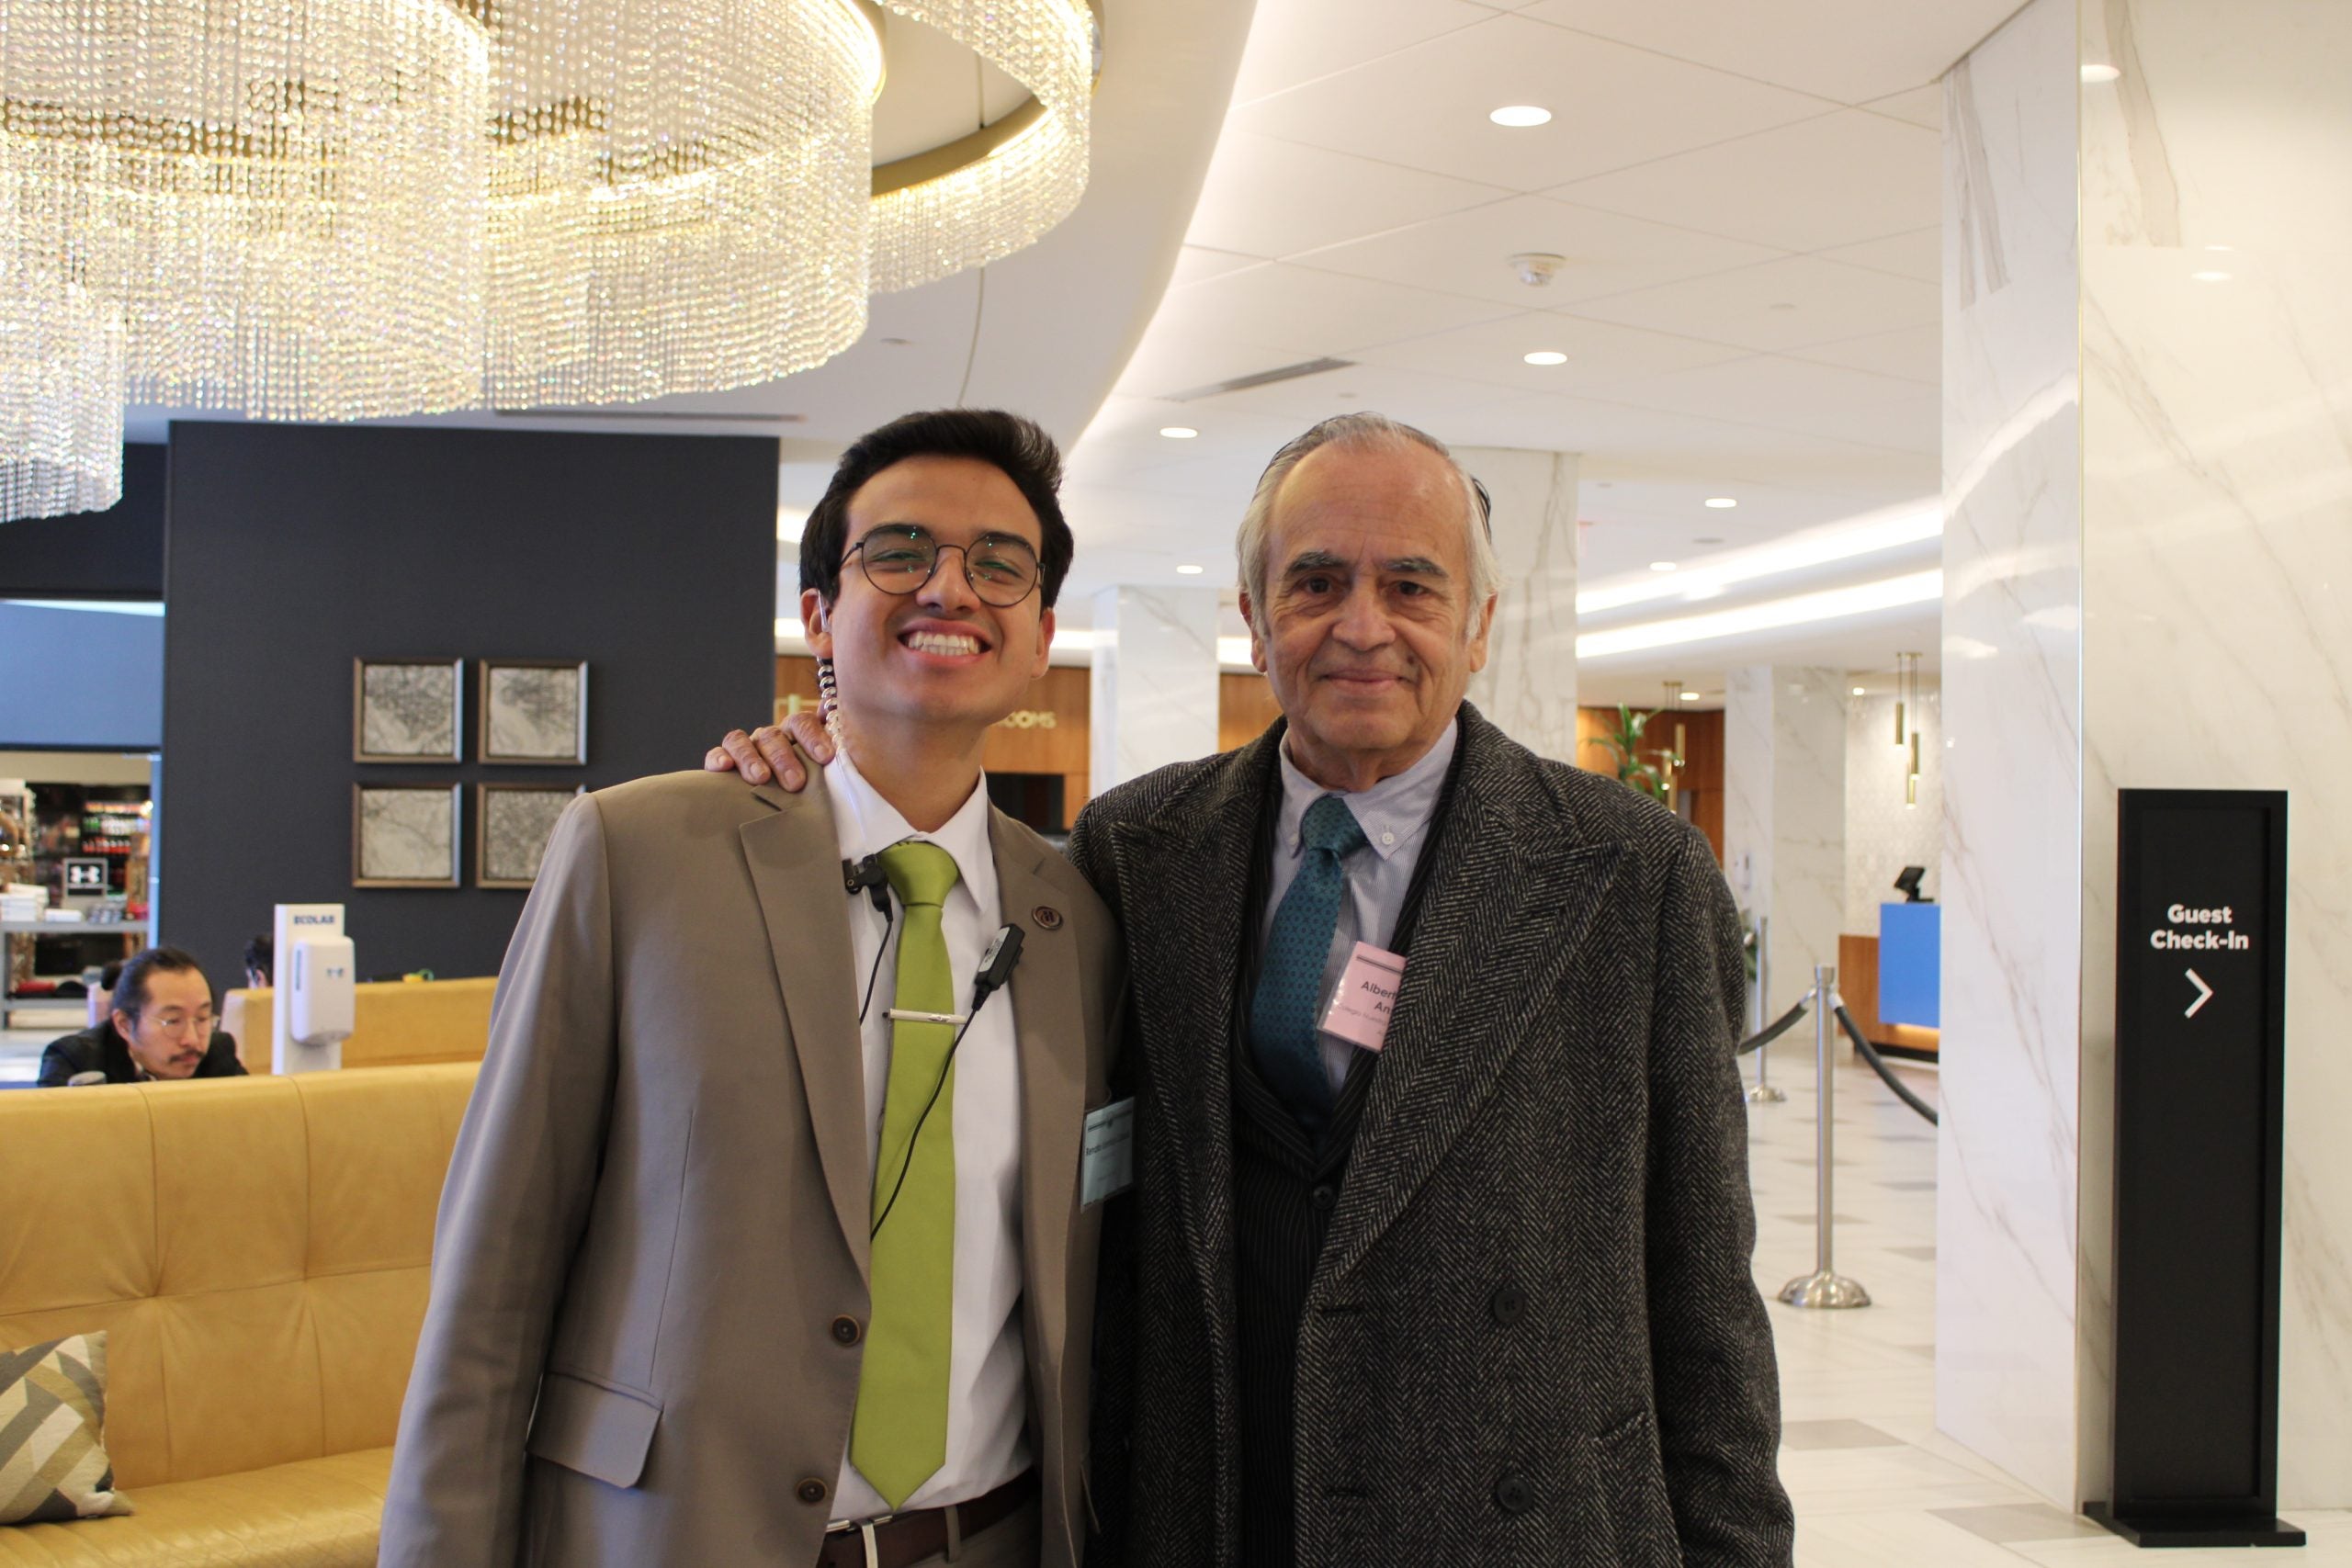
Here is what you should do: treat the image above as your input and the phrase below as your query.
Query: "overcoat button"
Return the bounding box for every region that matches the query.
[1310,1184,1338,1212]
[1033,905,1064,931]
[1489,1283,1527,1325]
[831,1315,862,1345]
[796,1477,830,1506]
[1493,1472,1533,1515]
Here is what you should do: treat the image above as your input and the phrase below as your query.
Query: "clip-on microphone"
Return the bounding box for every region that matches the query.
[842,855,889,914]
[843,856,894,1022]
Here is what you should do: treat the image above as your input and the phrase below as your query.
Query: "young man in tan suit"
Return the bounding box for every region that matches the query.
[381,410,1123,1568]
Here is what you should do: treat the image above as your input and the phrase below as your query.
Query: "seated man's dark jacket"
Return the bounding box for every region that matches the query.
[1074,702,1793,1568]
[37,1022,247,1087]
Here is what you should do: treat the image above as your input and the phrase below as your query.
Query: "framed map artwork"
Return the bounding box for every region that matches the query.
[477,784,583,888]
[354,659,463,763]
[481,660,589,765]
[353,784,461,888]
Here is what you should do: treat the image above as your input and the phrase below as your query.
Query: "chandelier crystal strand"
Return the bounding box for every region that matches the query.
[483,0,882,407]
[0,0,491,421]
[0,231,122,522]
[869,0,1091,294]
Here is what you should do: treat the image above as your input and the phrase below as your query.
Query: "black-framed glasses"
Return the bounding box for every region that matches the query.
[844,525,1042,607]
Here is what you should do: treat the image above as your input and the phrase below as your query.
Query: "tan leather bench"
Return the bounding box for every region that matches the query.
[224,976,496,1073]
[0,1066,477,1564]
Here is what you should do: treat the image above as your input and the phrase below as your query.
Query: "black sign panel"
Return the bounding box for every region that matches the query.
[2088,790,2299,1548]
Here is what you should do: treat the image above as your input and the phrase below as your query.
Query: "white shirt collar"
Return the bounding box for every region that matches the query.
[821,746,1000,914]
[1276,717,1458,863]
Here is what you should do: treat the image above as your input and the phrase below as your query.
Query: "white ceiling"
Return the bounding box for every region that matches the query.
[1057,0,2020,699]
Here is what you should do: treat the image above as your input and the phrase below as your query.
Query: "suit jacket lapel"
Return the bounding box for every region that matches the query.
[1312,712,1628,1295]
[738,780,872,1281]
[1108,735,1277,1321]
[993,816,1086,1407]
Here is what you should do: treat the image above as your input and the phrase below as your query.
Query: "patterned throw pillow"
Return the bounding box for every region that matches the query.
[0,1332,133,1526]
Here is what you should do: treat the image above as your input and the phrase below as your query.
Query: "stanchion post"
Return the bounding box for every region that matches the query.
[1747,914,1785,1104]
[1779,964,1869,1309]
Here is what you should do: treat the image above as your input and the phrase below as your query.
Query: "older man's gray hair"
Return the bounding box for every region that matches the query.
[1234,412,1501,632]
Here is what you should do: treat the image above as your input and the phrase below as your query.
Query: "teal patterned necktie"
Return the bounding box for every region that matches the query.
[1250,793,1368,1127]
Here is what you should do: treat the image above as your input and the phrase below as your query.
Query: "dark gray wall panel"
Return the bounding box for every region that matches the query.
[0,445,167,599]
[161,420,775,985]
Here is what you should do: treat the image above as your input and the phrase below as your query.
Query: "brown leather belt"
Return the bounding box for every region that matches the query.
[818,1471,1037,1568]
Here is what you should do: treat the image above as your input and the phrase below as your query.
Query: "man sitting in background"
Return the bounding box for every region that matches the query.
[38,946,247,1086]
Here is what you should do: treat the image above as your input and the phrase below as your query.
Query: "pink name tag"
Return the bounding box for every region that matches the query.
[1319,942,1408,1052]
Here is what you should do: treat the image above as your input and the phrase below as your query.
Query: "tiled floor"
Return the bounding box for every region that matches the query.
[5,1021,2342,1559]
[1743,1034,2348,1563]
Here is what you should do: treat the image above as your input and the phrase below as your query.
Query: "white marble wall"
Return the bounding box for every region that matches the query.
[1457,446,1578,761]
[1938,0,2088,1506]
[1723,665,1848,1017]
[2075,0,2352,1509]
[1940,0,2352,1511]
[1845,687,1943,932]
[1087,584,1221,791]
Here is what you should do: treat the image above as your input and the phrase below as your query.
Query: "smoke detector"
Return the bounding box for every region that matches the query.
[1508,252,1568,288]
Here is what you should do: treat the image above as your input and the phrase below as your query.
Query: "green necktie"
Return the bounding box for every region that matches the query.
[850,839,962,1508]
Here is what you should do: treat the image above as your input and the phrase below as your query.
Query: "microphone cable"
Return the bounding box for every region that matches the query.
[870,923,1025,1240]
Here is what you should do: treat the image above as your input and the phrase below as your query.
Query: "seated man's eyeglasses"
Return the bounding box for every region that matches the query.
[845,525,1041,607]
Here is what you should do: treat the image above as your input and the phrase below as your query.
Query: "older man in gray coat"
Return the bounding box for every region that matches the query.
[723,412,1792,1567]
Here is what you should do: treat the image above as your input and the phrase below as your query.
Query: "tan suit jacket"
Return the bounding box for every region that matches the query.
[379,770,1122,1568]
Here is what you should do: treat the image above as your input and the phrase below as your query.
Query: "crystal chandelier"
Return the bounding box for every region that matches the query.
[0,233,121,522]
[483,0,885,407]
[869,0,1092,295]
[0,0,492,421]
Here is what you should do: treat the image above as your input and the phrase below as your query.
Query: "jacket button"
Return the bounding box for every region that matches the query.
[1310,1184,1337,1212]
[796,1477,830,1506]
[1489,1283,1527,1325]
[1493,1472,1533,1515]
[831,1315,862,1345]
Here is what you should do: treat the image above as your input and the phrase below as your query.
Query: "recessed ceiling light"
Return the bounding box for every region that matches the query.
[1852,685,1867,696]
[1679,691,1702,703]
[2190,270,2233,283]
[1704,497,1737,509]
[1159,425,1198,439]
[1649,560,1678,573]
[1175,564,1204,575]
[1489,105,1552,128]
[1522,350,1567,366]
[2081,62,2120,83]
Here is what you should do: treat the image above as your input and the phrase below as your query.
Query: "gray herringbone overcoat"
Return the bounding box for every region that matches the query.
[1071,705,1793,1568]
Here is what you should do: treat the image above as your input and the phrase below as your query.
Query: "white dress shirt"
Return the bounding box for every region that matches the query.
[823,750,1030,1520]
[1260,720,1458,1091]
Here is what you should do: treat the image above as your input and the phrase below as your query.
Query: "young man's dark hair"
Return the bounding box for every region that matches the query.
[797,408,1073,608]
[113,946,209,1019]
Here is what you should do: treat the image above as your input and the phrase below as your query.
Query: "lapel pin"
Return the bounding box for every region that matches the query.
[1032,905,1064,931]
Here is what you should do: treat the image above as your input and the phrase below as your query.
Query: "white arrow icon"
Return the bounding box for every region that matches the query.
[2185,968,2214,1018]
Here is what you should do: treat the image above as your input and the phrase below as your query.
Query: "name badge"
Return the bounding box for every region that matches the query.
[1319,942,1407,1053]
[1080,1098,1136,1206]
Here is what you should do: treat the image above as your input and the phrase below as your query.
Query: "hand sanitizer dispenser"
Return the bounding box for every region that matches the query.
[273,903,350,1073]
[288,935,356,1049]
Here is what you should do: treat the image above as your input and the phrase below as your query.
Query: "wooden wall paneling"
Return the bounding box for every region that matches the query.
[1220,671,1283,752]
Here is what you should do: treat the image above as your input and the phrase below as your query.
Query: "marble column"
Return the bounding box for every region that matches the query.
[1940,0,2352,1510]
[1087,584,1220,792]
[1722,666,1848,1019]
[1457,446,1578,761]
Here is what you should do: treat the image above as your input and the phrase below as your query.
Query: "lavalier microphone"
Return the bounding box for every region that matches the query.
[842,855,889,916]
